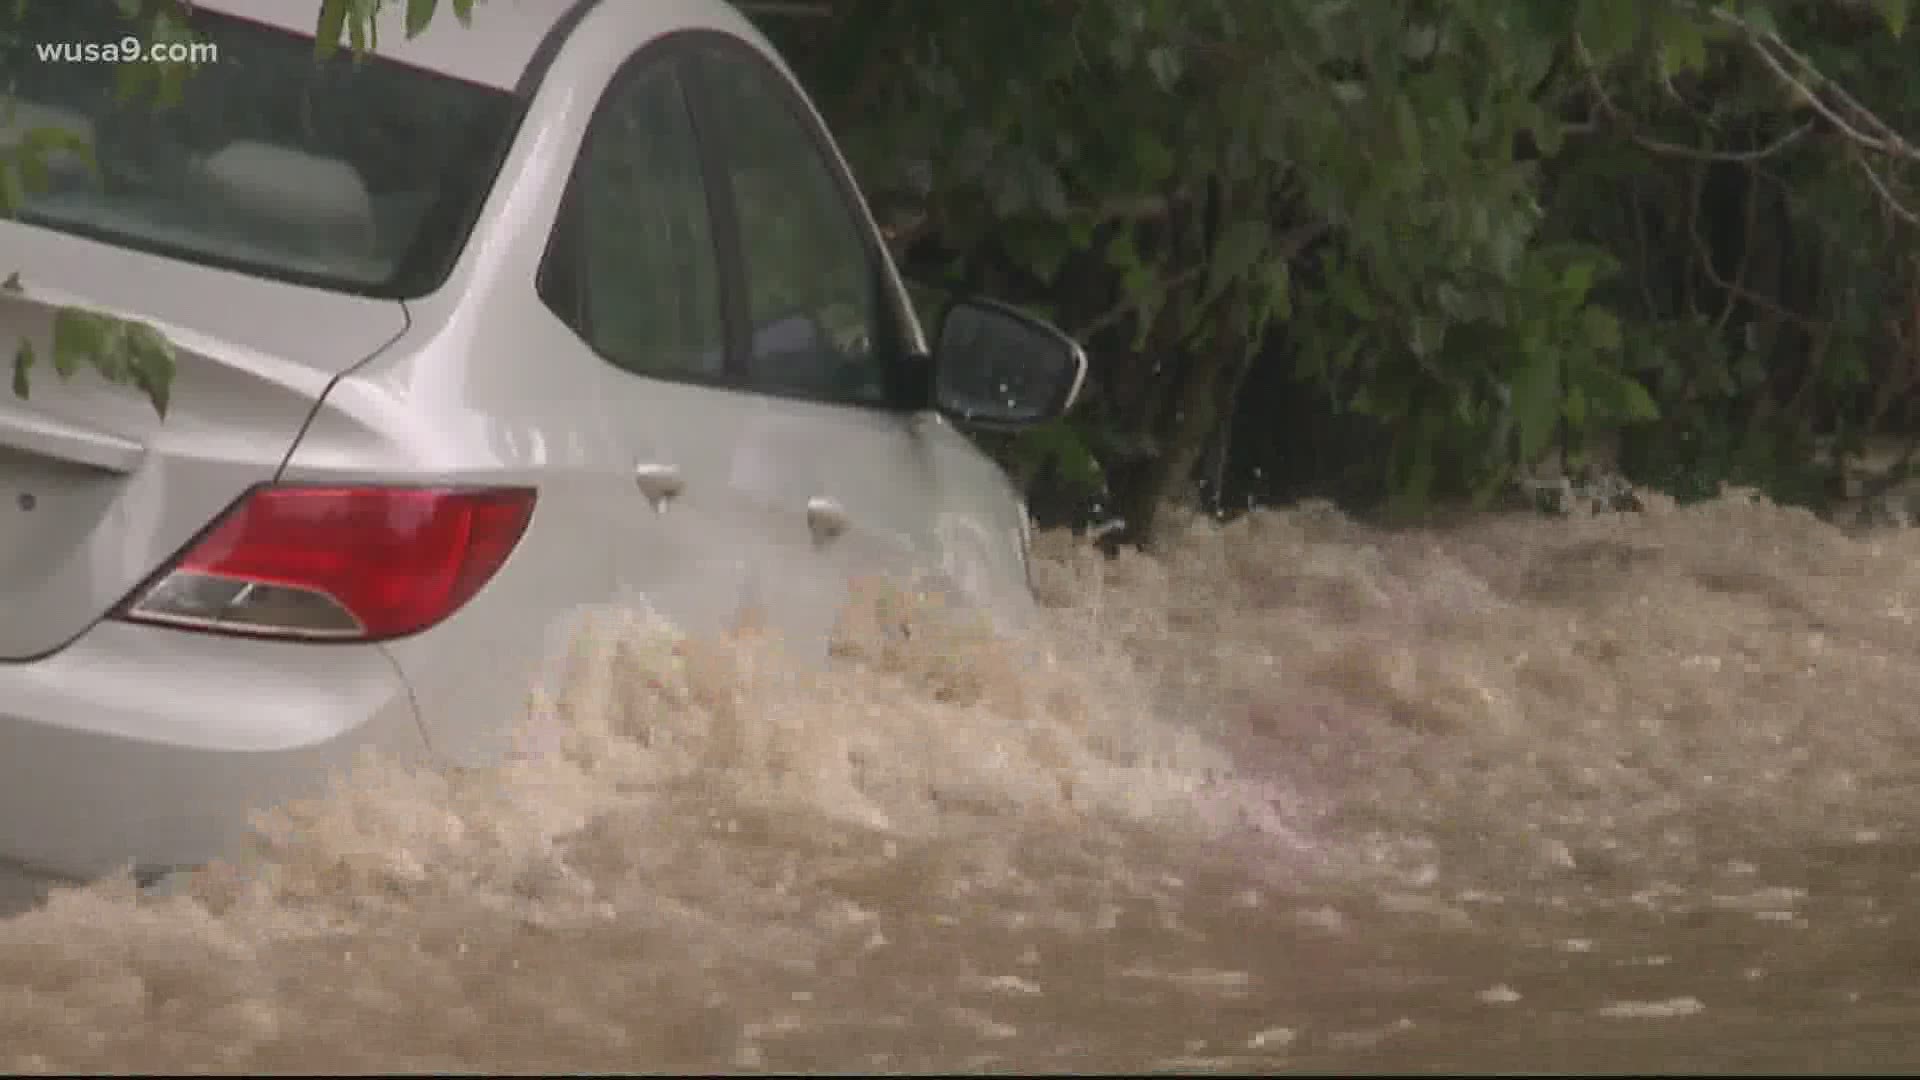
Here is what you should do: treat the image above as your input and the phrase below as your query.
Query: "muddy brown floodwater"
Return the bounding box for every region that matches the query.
[5,489,1920,1072]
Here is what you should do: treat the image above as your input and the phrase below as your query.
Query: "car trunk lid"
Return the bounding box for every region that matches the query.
[0,223,408,660]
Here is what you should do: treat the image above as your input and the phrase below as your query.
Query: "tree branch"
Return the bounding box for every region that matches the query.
[1855,156,1920,228]
[1684,160,1821,332]
[1076,264,1206,340]
[1583,14,1920,227]
[1574,35,1813,163]
[1688,1,1917,160]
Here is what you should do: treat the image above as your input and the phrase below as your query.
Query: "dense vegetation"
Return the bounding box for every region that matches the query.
[8,0,1920,546]
[760,0,1920,541]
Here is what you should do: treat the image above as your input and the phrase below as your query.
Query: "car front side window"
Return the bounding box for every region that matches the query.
[691,45,897,408]
[539,58,726,381]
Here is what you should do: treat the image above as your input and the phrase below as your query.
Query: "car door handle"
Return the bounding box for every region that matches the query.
[634,463,685,510]
[806,495,849,543]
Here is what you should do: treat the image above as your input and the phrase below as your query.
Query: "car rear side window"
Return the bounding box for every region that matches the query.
[0,1,515,298]
[539,61,727,381]
[690,45,892,408]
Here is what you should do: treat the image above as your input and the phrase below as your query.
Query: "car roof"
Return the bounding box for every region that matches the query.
[188,0,597,91]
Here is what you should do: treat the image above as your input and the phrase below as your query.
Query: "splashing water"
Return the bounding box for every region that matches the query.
[7,490,1920,1072]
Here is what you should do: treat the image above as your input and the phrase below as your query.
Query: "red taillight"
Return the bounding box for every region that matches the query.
[115,484,536,642]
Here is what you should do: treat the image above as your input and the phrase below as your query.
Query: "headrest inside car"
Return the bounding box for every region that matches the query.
[196,140,377,256]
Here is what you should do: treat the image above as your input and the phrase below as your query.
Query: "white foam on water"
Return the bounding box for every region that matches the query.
[4,491,1920,1070]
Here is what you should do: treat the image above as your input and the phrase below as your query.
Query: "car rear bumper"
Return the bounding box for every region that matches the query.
[0,619,429,882]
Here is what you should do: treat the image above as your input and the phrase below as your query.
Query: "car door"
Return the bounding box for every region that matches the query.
[681,38,950,651]
[536,50,792,644]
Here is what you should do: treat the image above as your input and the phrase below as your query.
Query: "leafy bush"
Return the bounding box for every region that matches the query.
[770,0,1920,538]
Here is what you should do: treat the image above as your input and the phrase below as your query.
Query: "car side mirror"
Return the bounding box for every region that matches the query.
[929,298,1088,429]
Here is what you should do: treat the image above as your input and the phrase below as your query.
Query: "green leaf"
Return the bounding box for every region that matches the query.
[124,322,176,417]
[452,0,476,26]
[51,308,110,379]
[1204,220,1269,305]
[0,162,22,217]
[1876,0,1910,36]
[1329,264,1374,319]
[1575,0,1641,60]
[406,0,438,37]
[1613,373,1659,421]
[1655,10,1709,74]
[315,0,349,57]
[113,61,153,106]
[1510,348,1561,461]
[1576,365,1661,423]
[154,64,189,109]
[1562,260,1595,299]
[1016,420,1104,496]
[21,125,94,163]
[1582,306,1622,351]
[1145,46,1181,91]
[1129,132,1175,187]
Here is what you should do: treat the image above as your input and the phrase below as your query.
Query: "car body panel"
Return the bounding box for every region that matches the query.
[0,618,427,880]
[599,379,794,652]
[916,413,1043,625]
[730,399,928,643]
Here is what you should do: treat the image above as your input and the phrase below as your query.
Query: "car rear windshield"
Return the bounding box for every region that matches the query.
[0,2,519,298]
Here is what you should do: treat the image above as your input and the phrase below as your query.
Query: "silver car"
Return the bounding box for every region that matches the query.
[0,0,1085,888]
